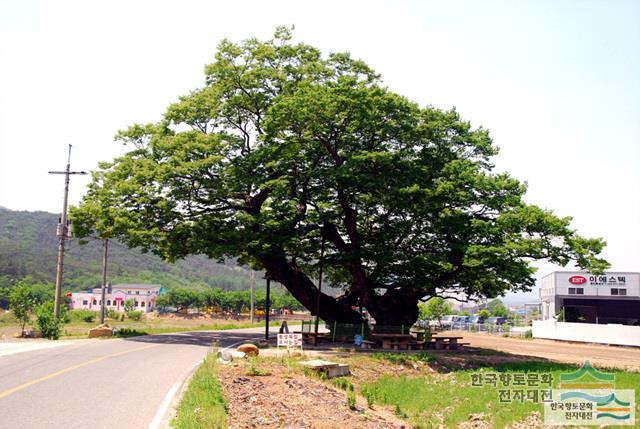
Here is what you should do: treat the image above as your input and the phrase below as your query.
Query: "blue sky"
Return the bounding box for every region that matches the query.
[0,0,638,301]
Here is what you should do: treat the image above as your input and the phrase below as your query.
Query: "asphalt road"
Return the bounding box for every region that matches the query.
[0,327,271,429]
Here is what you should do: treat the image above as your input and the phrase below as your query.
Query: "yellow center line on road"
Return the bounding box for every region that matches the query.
[0,344,159,400]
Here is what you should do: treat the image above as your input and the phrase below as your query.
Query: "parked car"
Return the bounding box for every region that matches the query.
[468,315,485,324]
[440,315,459,329]
[487,316,508,325]
[453,316,470,328]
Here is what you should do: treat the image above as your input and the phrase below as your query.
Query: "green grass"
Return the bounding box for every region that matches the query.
[360,360,640,429]
[371,351,434,365]
[1,308,302,339]
[172,353,227,429]
[0,310,18,325]
[107,320,294,338]
[59,318,293,338]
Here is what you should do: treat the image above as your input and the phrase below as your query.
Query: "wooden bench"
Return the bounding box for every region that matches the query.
[371,333,415,350]
[429,336,464,350]
[295,331,331,345]
[408,340,425,350]
[361,339,377,349]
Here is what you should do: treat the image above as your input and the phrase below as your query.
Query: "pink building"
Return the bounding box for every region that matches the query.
[69,284,164,313]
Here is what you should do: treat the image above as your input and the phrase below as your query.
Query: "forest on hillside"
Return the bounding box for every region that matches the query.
[0,207,257,292]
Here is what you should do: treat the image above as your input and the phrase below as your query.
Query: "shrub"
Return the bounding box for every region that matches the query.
[69,309,96,323]
[35,301,63,340]
[123,299,136,313]
[126,310,143,321]
[524,329,533,339]
[115,327,147,338]
[106,309,120,320]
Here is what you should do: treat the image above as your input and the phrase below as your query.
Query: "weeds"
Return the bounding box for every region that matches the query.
[172,353,227,429]
[371,351,434,365]
[347,389,357,409]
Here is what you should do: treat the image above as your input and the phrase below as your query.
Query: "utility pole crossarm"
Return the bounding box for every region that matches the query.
[48,171,88,175]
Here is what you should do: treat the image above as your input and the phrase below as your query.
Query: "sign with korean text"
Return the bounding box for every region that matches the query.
[277,333,303,348]
[555,272,639,297]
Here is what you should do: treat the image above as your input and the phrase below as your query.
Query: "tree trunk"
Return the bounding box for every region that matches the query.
[361,288,420,327]
[260,254,364,324]
[260,254,422,326]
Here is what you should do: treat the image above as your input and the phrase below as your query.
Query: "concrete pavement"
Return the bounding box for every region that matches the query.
[0,339,78,357]
[0,327,272,429]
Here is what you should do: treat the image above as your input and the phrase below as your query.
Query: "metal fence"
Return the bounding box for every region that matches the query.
[299,320,433,342]
[433,321,531,337]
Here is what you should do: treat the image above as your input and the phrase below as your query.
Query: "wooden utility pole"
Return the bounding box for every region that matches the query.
[99,239,109,324]
[48,145,87,318]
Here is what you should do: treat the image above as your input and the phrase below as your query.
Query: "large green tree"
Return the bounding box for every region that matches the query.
[72,28,607,326]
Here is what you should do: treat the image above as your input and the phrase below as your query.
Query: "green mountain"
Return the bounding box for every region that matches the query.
[0,207,255,291]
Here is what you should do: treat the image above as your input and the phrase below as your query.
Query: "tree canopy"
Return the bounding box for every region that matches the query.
[71,27,607,326]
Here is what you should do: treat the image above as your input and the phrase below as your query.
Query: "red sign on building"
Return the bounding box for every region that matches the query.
[568,275,587,285]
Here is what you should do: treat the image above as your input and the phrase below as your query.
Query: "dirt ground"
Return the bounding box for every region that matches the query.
[445,330,640,371]
[215,348,559,429]
[215,332,639,429]
[217,354,409,429]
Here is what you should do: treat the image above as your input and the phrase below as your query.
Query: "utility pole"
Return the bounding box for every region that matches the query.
[100,239,109,324]
[250,270,255,324]
[49,145,87,318]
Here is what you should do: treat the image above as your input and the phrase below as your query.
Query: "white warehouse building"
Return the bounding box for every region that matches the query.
[540,272,640,325]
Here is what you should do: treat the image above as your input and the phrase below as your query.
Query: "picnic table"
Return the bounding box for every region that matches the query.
[370,333,416,350]
[430,335,464,350]
[295,331,331,345]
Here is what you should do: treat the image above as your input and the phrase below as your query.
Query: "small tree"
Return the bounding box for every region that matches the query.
[158,288,200,312]
[477,309,491,320]
[419,297,452,326]
[123,299,136,312]
[9,283,34,337]
[35,301,63,340]
[491,302,509,318]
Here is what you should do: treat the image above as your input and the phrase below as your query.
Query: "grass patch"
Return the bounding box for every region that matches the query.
[0,310,18,325]
[246,357,272,376]
[371,351,434,365]
[172,352,227,429]
[360,360,640,428]
[0,312,301,339]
